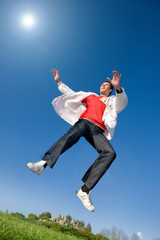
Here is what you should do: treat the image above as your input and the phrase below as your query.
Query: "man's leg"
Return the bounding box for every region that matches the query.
[42,120,83,168]
[27,119,85,174]
[76,120,116,212]
[82,123,116,190]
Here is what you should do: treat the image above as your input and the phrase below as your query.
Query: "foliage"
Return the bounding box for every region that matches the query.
[0,212,109,240]
[38,211,52,220]
[95,234,109,240]
[85,223,92,233]
[66,215,72,224]
[0,212,84,240]
[38,221,109,240]
[76,220,85,230]
[28,213,38,221]
[10,212,25,219]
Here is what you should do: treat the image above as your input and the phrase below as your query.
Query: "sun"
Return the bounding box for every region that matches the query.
[21,14,36,29]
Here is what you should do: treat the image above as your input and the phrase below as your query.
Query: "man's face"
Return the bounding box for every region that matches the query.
[100,82,112,96]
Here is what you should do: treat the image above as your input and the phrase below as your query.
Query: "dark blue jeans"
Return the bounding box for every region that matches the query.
[42,119,116,190]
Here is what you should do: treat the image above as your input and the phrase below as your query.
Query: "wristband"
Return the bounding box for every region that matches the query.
[116,88,122,94]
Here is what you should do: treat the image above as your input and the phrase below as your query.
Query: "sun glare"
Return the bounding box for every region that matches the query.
[21,14,36,29]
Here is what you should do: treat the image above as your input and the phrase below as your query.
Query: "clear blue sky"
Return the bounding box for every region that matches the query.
[0,0,160,239]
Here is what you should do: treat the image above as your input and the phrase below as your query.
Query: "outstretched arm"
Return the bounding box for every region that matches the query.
[51,69,75,95]
[107,71,128,113]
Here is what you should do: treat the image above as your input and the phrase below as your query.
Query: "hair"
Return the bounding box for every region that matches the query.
[103,80,113,90]
[102,81,113,96]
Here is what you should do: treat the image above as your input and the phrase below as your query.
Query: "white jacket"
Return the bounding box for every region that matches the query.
[52,82,128,140]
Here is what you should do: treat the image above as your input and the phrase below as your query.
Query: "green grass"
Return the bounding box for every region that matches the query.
[0,212,84,240]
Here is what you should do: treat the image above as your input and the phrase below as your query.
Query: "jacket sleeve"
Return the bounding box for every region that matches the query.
[114,87,128,114]
[57,82,75,95]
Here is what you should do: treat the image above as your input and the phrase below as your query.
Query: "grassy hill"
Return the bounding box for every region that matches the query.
[0,212,108,240]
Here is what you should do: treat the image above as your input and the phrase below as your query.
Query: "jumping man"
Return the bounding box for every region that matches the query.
[27,69,128,212]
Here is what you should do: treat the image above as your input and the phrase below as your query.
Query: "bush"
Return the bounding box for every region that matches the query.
[85,223,92,233]
[38,221,109,240]
[38,212,52,220]
[95,234,109,240]
[28,213,38,221]
[10,212,25,219]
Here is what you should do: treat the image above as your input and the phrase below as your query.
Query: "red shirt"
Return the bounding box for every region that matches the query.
[79,95,107,131]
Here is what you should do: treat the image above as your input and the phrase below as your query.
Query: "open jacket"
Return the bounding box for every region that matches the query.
[52,82,128,140]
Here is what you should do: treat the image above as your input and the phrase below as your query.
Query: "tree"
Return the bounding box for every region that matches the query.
[95,234,109,240]
[117,228,129,240]
[76,220,85,230]
[66,215,72,225]
[111,226,118,239]
[55,214,61,221]
[100,226,129,240]
[28,213,37,221]
[38,212,52,220]
[131,233,140,240]
[100,228,111,239]
[86,223,92,233]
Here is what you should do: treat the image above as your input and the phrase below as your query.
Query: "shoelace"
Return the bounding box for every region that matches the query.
[82,194,93,205]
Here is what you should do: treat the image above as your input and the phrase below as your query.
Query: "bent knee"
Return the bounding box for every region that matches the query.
[103,149,116,160]
[112,150,116,160]
[109,149,116,160]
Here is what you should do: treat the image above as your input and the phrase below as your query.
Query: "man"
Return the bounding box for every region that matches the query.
[27,69,128,212]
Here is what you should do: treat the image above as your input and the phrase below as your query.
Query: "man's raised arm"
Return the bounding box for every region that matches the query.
[51,69,75,95]
[51,69,61,83]
[107,70,128,113]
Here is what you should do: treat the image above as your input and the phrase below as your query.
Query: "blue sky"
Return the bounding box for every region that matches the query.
[0,0,160,239]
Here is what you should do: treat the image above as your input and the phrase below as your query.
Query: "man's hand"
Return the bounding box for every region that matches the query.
[107,71,122,91]
[51,69,61,83]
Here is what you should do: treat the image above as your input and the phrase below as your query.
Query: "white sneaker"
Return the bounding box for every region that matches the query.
[27,160,46,175]
[76,188,95,212]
